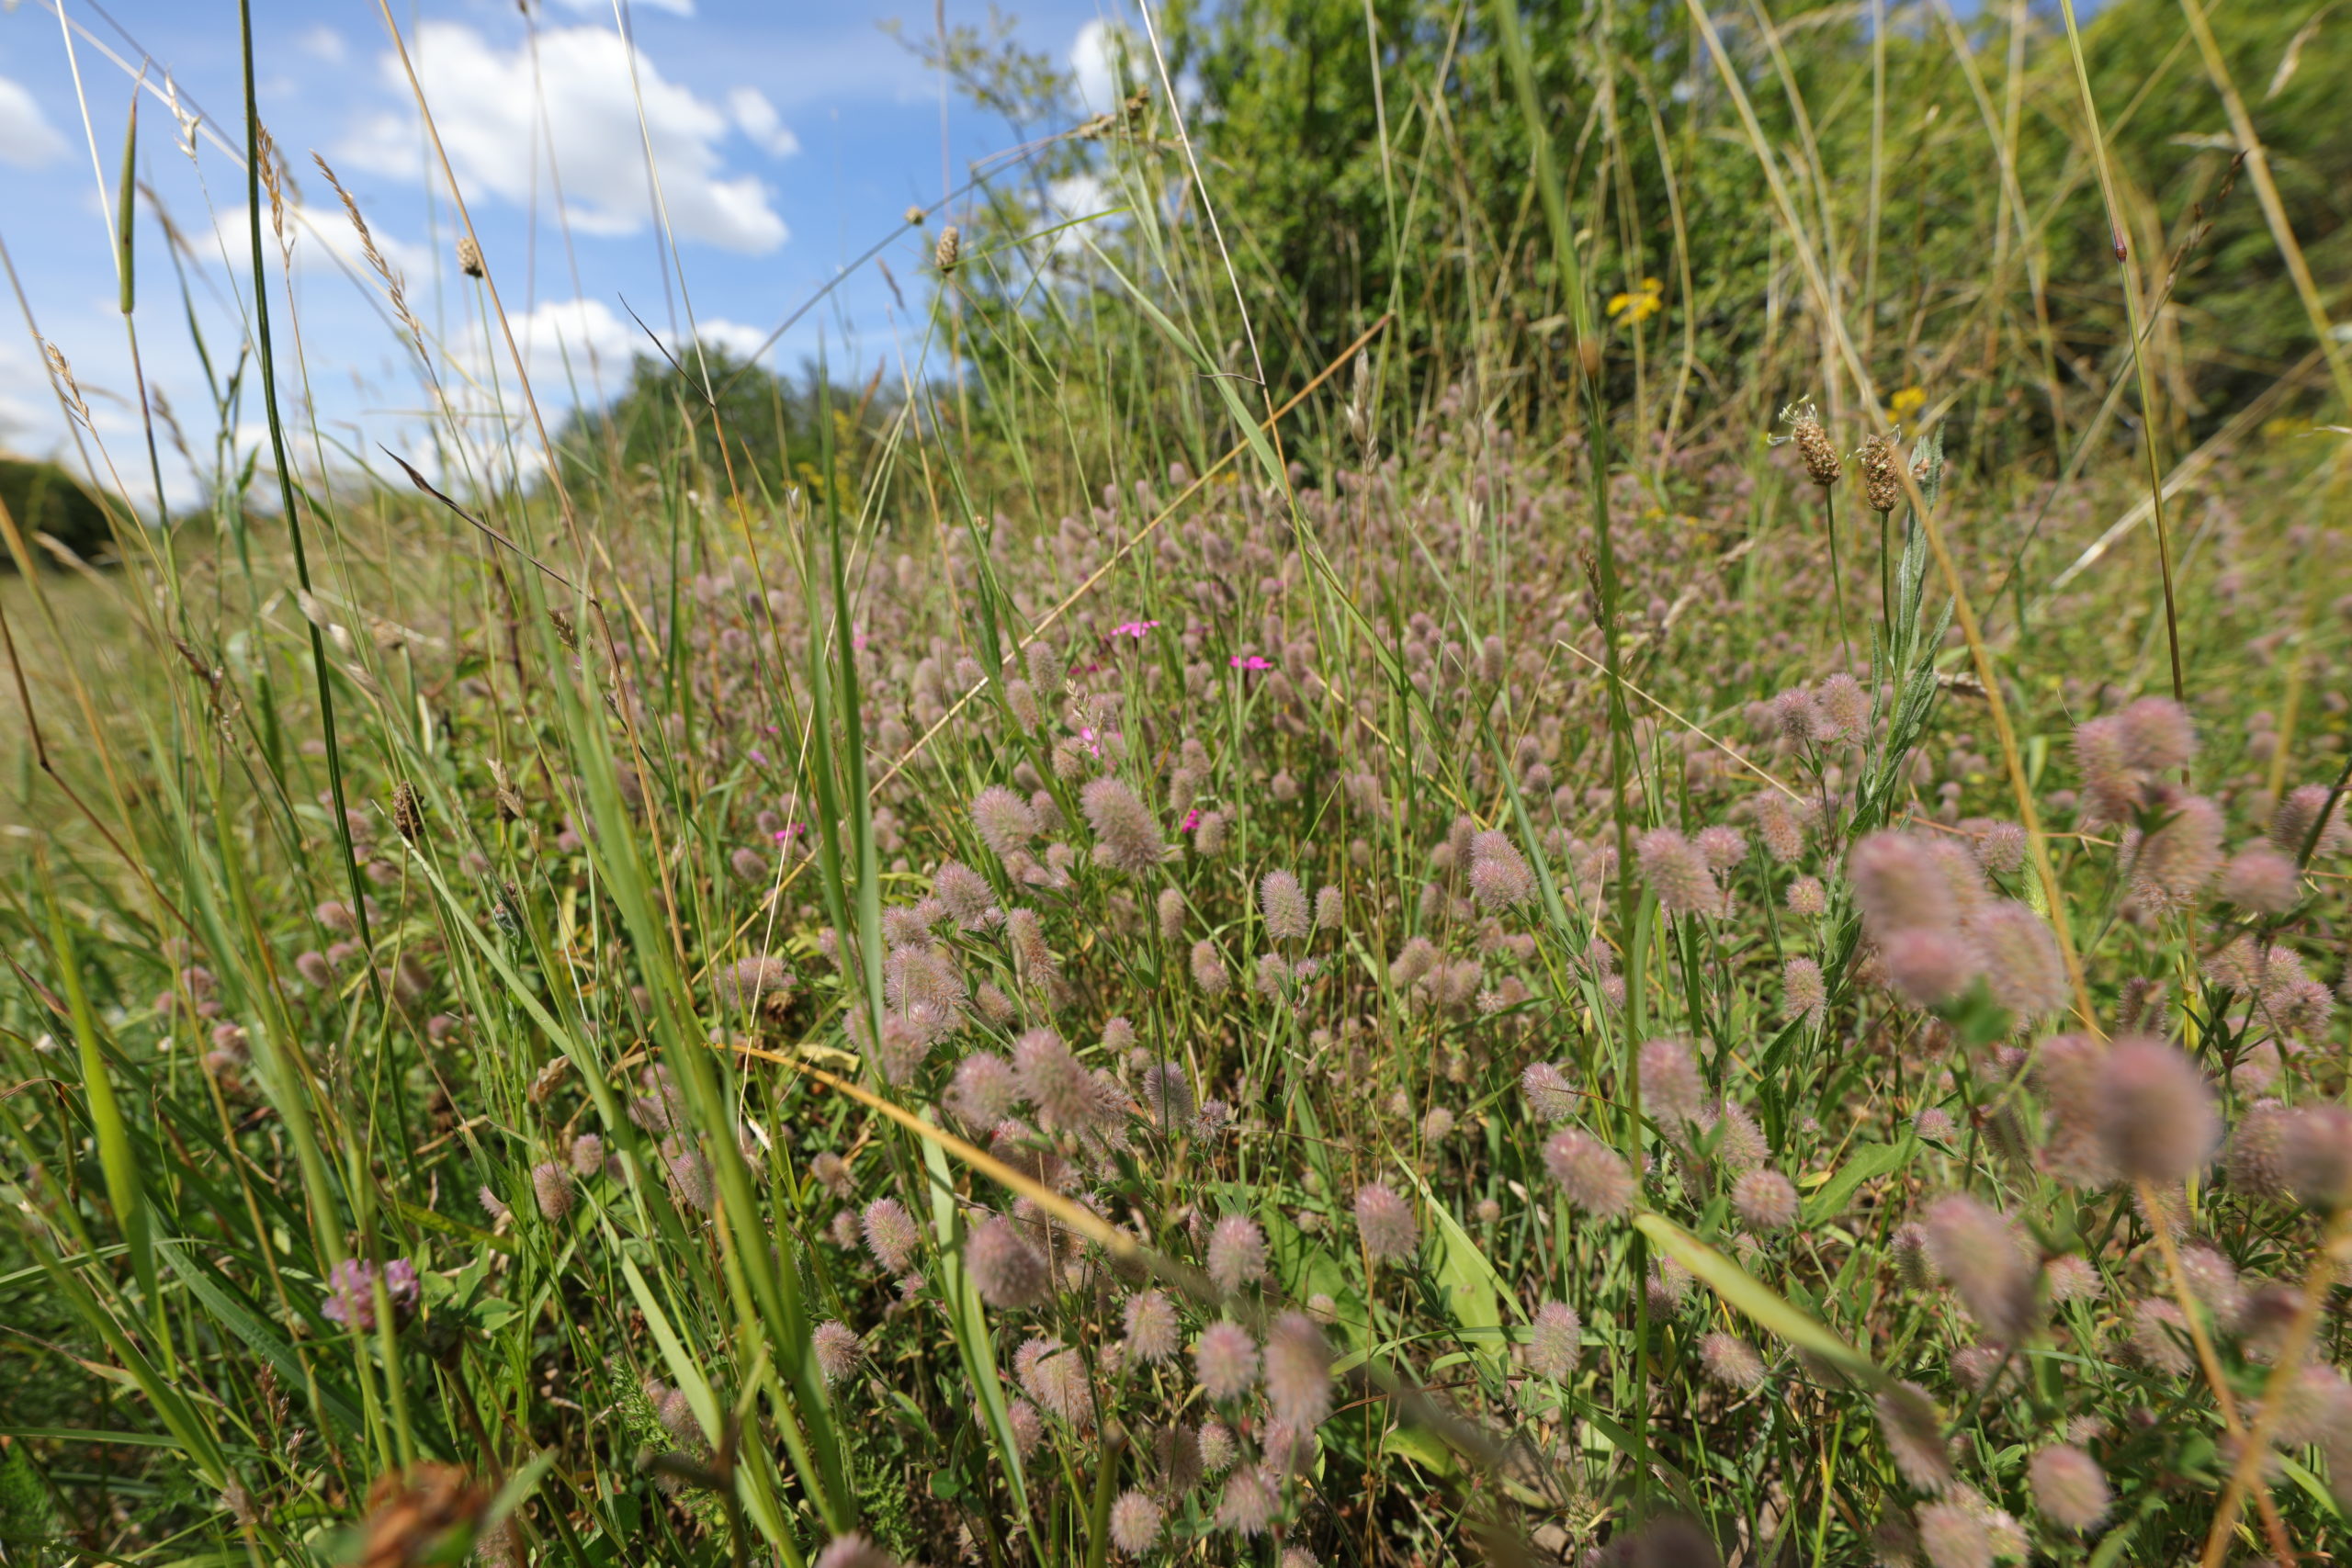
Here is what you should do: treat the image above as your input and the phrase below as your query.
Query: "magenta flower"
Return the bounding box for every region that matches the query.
[1181,807,1204,833]
[1229,654,1274,671]
[1111,619,1161,638]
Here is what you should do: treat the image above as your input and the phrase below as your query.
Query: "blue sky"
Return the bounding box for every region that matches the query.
[0,0,1138,507]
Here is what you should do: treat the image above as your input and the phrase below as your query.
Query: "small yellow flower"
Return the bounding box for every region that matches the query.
[1607,276,1665,325]
[1890,386,1927,423]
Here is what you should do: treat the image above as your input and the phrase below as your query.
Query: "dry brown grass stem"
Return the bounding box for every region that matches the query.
[2139,1179,2297,1567]
[2199,1210,2352,1568]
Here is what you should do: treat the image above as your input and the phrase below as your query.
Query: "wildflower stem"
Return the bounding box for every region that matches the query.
[2199,1210,2352,1568]
[1821,487,1852,667]
[2141,1180,2297,1567]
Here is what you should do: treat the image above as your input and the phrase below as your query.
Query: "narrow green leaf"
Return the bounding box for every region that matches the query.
[1634,1213,1886,1387]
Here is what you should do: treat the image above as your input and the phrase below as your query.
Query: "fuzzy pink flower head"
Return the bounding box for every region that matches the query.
[2126,794,2223,913]
[1781,955,1826,1026]
[1880,926,1974,1008]
[1784,875,1826,916]
[1969,901,2066,1020]
[1922,1192,2039,1343]
[2030,1444,2110,1532]
[1261,869,1312,942]
[860,1198,921,1275]
[1732,1169,1799,1231]
[1544,1129,1634,1215]
[1694,825,1747,871]
[1263,1311,1333,1428]
[2117,695,2196,773]
[967,1214,1050,1308]
[1352,1182,1420,1262]
[1521,1062,1578,1122]
[2221,845,2301,915]
[1849,830,1960,941]
[1468,829,1536,909]
[2095,1036,2219,1186]
[1699,1331,1767,1390]
[1123,1290,1181,1363]
[2278,1103,2352,1213]
[1815,672,1869,739]
[1081,775,1166,874]
[812,1320,863,1385]
[2271,784,2349,860]
[813,1534,897,1568]
[1193,1321,1260,1401]
[1206,1214,1269,1294]
[1637,828,1718,917]
[1638,1036,1706,1125]
[1524,1301,1582,1381]
[1108,1491,1161,1555]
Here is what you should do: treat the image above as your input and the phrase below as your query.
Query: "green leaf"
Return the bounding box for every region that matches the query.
[1634,1213,1887,1386]
[1802,1135,1917,1228]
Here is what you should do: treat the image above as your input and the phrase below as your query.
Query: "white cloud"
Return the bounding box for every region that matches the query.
[206,202,433,282]
[344,23,786,254]
[299,26,348,63]
[552,0,697,15]
[0,337,57,450]
[0,75,68,169]
[1070,21,1131,114]
[726,87,801,158]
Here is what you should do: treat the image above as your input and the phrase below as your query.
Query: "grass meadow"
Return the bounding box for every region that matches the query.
[3,0,2351,1563]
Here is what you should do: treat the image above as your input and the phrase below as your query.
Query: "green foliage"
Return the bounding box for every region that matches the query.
[0,457,119,568]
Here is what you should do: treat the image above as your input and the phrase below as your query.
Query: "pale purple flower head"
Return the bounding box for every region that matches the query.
[532,1161,573,1222]
[812,1534,897,1568]
[2095,1036,2218,1185]
[1261,870,1311,942]
[2271,784,2349,860]
[1352,1182,1419,1262]
[1193,1321,1260,1401]
[1638,1036,1706,1125]
[1699,1331,1767,1390]
[1875,1381,1952,1491]
[2030,1444,2110,1531]
[1263,1311,1333,1428]
[862,1198,921,1275]
[321,1257,420,1332]
[1922,1193,2039,1343]
[1468,829,1536,909]
[1521,1062,1578,1122]
[2221,846,2301,914]
[967,1214,1050,1308]
[1732,1169,1799,1231]
[1215,1466,1279,1535]
[1207,1214,1269,1294]
[1190,940,1230,998]
[1694,825,1747,871]
[1081,775,1166,874]
[1523,1301,1582,1381]
[1637,828,1717,916]
[1970,901,2066,1020]
[1124,1290,1180,1363]
[970,785,1038,861]
[1544,1129,1634,1215]
[1108,1491,1162,1555]
[812,1320,863,1385]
